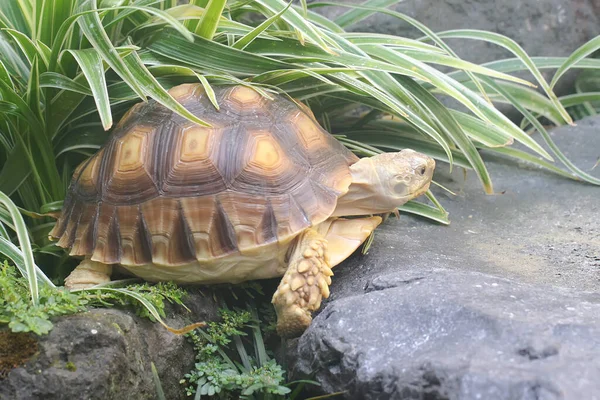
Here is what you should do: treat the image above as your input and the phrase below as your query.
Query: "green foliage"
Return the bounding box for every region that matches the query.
[0,261,84,335]
[0,261,189,335]
[188,359,289,398]
[86,281,189,321]
[182,306,302,399]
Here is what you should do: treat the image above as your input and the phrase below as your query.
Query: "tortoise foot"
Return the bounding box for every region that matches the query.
[272,229,332,338]
[64,258,113,290]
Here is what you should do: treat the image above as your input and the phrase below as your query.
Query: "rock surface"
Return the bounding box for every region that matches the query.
[287,116,600,398]
[0,290,218,400]
[292,269,600,399]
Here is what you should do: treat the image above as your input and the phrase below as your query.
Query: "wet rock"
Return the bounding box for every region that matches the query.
[288,116,600,398]
[0,290,218,400]
[291,268,600,400]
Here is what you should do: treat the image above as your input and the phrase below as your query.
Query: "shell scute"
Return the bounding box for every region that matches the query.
[91,203,120,264]
[168,83,204,104]
[103,125,160,203]
[229,128,310,195]
[161,123,227,196]
[69,203,98,256]
[74,148,104,198]
[141,197,196,266]
[222,86,270,116]
[272,194,311,240]
[116,205,152,266]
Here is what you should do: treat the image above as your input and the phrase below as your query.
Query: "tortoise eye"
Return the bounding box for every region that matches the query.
[418,166,427,175]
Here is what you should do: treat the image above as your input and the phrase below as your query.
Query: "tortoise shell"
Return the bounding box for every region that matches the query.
[50,84,358,266]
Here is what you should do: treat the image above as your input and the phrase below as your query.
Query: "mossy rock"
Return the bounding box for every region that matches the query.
[0,290,218,400]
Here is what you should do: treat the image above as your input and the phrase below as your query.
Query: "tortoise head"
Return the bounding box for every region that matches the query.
[374,149,435,201]
[332,149,435,217]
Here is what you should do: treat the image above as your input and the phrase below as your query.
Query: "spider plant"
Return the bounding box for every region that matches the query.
[0,0,599,314]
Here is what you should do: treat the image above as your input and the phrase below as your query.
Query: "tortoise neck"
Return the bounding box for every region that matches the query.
[331,158,395,217]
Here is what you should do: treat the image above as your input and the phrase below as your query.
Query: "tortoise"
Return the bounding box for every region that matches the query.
[49,84,435,338]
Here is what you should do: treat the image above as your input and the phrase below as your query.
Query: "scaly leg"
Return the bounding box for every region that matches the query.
[64,257,113,290]
[272,228,332,338]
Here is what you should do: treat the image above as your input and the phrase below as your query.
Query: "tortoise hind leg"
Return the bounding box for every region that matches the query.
[272,228,332,338]
[64,257,113,290]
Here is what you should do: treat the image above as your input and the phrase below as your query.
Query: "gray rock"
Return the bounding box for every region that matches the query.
[0,290,218,400]
[288,117,600,398]
[292,268,600,400]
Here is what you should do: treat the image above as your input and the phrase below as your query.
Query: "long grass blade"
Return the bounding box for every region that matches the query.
[77,0,146,100]
[434,29,573,125]
[3,28,45,67]
[0,31,29,81]
[121,48,211,127]
[195,0,227,39]
[249,305,268,367]
[151,362,167,400]
[485,147,579,181]
[559,92,600,109]
[195,73,219,110]
[0,79,62,198]
[149,30,292,75]
[551,36,600,89]
[232,1,292,50]
[459,80,564,126]
[40,72,93,95]
[311,2,495,105]
[0,59,14,88]
[0,0,32,34]
[448,57,600,83]
[480,77,600,185]
[0,191,40,304]
[0,236,55,287]
[399,198,449,225]
[111,4,194,42]
[396,75,494,191]
[450,110,513,148]
[26,56,42,123]
[341,33,446,53]
[388,49,535,87]
[257,0,334,53]
[328,0,400,28]
[68,49,112,129]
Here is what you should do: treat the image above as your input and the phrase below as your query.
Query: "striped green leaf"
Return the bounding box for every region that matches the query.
[67,49,112,129]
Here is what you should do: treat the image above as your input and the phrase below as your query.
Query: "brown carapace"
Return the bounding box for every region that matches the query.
[50,84,357,267]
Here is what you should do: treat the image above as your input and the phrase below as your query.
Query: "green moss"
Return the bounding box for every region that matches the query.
[0,331,38,378]
[65,361,77,372]
[111,322,124,335]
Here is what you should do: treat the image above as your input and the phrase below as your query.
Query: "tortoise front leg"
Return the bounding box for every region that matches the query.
[272,228,333,338]
[64,257,113,290]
